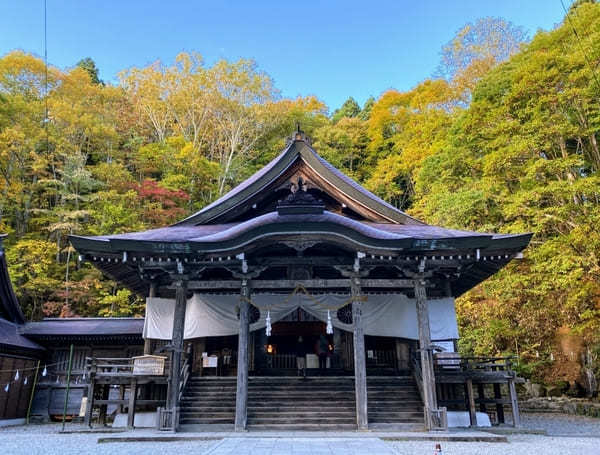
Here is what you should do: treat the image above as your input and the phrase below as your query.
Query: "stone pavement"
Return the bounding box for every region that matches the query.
[203,437,396,455]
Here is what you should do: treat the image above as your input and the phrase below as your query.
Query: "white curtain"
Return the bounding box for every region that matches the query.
[143,293,458,341]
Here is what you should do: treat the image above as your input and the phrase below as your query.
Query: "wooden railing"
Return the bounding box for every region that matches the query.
[434,355,516,376]
[178,355,191,402]
[270,354,297,369]
[366,349,397,368]
[85,357,170,378]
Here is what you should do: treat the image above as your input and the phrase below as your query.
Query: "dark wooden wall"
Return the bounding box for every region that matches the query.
[0,355,37,420]
[30,344,143,421]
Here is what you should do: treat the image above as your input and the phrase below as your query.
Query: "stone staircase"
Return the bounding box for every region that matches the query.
[367,376,425,429]
[247,376,357,430]
[179,376,237,426]
[179,375,424,430]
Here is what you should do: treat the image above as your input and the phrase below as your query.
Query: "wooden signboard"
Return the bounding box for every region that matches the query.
[132,355,167,375]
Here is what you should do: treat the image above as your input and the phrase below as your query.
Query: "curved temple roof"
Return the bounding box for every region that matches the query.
[69,133,532,298]
[71,210,530,256]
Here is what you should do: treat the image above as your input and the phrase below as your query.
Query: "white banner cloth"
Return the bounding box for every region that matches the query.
[143,294,458,341]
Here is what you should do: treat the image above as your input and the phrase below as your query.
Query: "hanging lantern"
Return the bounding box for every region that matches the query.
[326,310,333,334]
[42,365,47,377]
[14,370,19,381]
[265,310,272,337]
[4,383,9,392]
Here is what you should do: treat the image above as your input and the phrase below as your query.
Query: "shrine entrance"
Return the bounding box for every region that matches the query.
[254,308,341,375]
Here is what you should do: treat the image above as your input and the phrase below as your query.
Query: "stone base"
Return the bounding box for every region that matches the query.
[112,411,157,428]
[447,411,491,427]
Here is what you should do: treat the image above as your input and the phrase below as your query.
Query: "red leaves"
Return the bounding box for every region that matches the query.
[133,179,189,226]
[135,179,189,205]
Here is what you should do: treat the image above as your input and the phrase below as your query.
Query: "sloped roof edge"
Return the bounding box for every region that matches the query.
[0,235,25,324]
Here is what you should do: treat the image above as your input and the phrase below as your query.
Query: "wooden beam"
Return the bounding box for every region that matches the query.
[98,384,109,426]
[414,278,438,430]
[177,278,427,290]
[477,384,486,413]
[143,282,157,355]
[466,378,477,427]
[494,383,505,424]
[167,278,187,430]
[351,276,368,430]
[234,279,250,431]
[508,378,520,427]
[84,377,95,427]
[127,379,137,429]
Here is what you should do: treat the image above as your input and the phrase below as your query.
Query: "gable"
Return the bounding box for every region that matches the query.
[175,137,424,226]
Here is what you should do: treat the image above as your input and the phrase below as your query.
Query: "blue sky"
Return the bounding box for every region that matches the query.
[0,0,567,111]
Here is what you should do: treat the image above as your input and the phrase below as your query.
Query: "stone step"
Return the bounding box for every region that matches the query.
[248,412,357,420]
[180,412,234,418]
[179,406,236,412]
[369,418,424,424]
[368,400,423,405]
[247,423,358,431]
[180,417,234,424]
[367,411,424,418]
[248,403,356,410]
[247,417,357,424]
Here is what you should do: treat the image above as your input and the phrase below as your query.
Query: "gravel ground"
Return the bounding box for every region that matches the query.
[521,412,600,436]
[0,424,217,455]
[388,435,599,455]
[0,413,598,455]
[388,413,600,455]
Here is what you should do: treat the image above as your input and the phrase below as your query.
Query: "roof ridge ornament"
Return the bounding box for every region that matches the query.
[287,124,312,146]
[277,177,324,215]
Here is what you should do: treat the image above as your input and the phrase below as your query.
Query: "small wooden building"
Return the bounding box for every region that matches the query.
[69,130,531,431]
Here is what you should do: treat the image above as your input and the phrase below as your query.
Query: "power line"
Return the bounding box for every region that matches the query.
[560,0,600,93]
[44,0,49,128]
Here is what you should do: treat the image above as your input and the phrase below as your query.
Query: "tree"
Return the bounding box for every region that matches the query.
[358,96,375,120]
[76,58,102,85]
[6,239,60,320]
[332,97,361,123]
[437,17,528,102]
[205,59,277,195]
[364,80,454,207]
[410,4,600,385]
[312,116,370,181]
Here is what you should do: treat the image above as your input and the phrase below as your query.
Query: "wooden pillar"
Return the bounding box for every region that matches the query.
[477,384,486,412]
[144,282,157,355]
[98,384,109,426]
[127,379,137,429]
[235,279,251,431]
[466,379,477,426]
[508,378,520,427]
[351,276,368,430]
[494,383,505,423]
[414,278,438,429]
[119,385,125,413]
[395,339,409,372]
[84,377,95,427]
[167,278,188,427]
